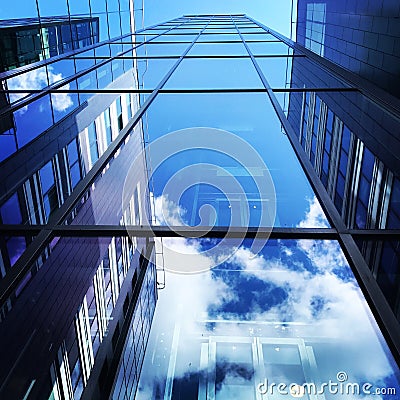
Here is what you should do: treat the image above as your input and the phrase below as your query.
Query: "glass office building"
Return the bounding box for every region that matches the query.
[0,16,100,72]
[0,9,400,400]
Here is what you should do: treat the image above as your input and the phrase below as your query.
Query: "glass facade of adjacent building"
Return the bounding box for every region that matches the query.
[1,9,400,400]
[0,1,158,399]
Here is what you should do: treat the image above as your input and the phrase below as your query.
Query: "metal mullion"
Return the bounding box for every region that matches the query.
[3,88,356,95]
[0,225,338,239]
[0,17,213,309]
[271,87,358,93]
[236,15,400,365]
[2,224,400,238]
[3,89,267,95]
[0,20,190,118]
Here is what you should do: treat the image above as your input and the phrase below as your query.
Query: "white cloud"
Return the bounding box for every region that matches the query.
[8,66,73,114]
[153,193,186,226]
[136,197,397,398]
[298,196,330,228]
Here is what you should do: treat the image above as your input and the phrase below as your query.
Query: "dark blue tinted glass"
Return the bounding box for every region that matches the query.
[1,194,22,224]
[15,95,53,148]
[40,161,55,194]
[7,237,26,267]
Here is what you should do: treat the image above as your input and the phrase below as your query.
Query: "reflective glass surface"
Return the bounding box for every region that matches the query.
[137,238,400,399]
[188,42,248,56]
[136,43,189,57]
[7,66,49,103]
[0,0,38,19]
[137,58,176,89]
[151,34,198,43]
[14,94,53,147]
[144,93,330,228]
[198,33,239,42]
[165,58,263,89]
[255,56,294,88]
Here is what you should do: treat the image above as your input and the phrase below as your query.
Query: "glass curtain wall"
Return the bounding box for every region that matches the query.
[0,13,400,400]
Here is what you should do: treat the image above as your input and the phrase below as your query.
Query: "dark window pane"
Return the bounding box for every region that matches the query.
[14,95,53,148]
[40,161,55,194]
[1,194,22,224]
[7,236,26,267]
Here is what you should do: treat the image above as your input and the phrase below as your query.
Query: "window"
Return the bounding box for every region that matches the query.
[104,108,113,147]
[305,3,326,56]
[67,139,83,189]
[334,126,352,213]
[39,161,58,220]
[116,97,123,132]
[87,122,99,165]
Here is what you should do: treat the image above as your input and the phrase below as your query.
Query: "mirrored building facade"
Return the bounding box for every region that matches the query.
[1,8,400,400]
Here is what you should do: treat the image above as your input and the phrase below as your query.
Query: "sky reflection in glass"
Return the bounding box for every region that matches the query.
[145,93,330,228]
[136,237,400,399]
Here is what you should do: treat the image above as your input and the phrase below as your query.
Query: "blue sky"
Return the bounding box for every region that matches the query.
[142,0,296,38]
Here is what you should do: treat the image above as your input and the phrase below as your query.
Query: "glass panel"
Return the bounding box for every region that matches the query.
[48,59,76,82]
[137,238,400,399]
[7,66,49,104]
[37,0,68,16]
[52,80,79,123]
[165,28,203,34]
[68,0,90,15]
[90,0,106,13]
[137,58,176,89]
[40,161,55,194]
[64,105,147,226]
[95,13,109,42]
[355,239,400,320]
[14,94,53,148]
[94,43,112,57]
[255,56,294,88]
[108,12,122,39]
[0,134,17,163]
[241,32,276,41]
[74,49,96,72]
[165,58,262,89]
[144,92,329,228]
[0,0,38,19]
[198,33,239,42]
[107,0,120,12]
[203,28,238,34]
[247,41,292,55]
[150,34,197,43]
[136,43,189,57]
[120,11,131,34]
[0,193,22,224]
[188,42,247,56]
